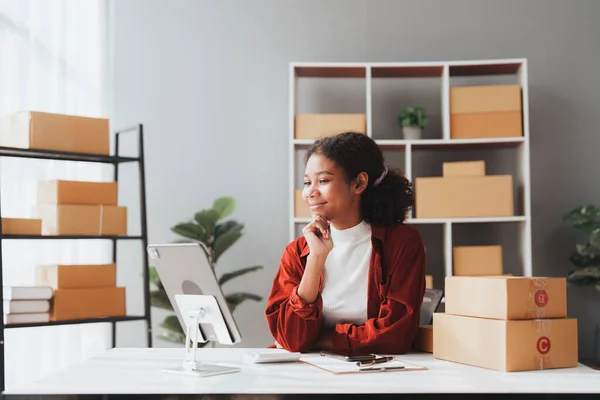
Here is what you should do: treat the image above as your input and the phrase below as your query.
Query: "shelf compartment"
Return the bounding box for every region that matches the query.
[449,61,523,77]
[4,315,147,329]
[294,64,367,78]
[371,65,444,78]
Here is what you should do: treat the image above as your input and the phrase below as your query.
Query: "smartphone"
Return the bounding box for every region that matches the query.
[320,351,376,362]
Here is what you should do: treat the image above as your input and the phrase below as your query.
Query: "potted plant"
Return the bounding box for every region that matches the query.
[397,106,429,140]
[149,196,263,344]
[563,204,600,364]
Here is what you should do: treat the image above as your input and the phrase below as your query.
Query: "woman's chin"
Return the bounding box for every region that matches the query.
[311,211,330,220]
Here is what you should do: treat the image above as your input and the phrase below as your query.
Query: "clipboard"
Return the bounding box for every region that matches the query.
[299,354,427,374]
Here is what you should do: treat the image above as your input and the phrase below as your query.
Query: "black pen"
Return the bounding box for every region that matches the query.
[356,356,394,367]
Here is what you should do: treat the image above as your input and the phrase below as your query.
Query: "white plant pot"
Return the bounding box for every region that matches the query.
[402,126,422,140]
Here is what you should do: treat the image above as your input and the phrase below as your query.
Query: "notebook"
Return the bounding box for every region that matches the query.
[299,354,426,374]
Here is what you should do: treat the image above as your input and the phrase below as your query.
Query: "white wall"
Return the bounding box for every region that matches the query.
[109,0,600,356]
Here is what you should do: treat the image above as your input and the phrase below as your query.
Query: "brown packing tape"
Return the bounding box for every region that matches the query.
[532,319,552,370]
[526,278,548,319]
[99,204,104,235]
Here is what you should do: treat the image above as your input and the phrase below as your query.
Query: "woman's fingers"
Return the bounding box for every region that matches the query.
[313,215,330,238]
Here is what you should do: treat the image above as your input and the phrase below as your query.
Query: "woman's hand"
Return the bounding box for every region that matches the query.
[302,214,333,259]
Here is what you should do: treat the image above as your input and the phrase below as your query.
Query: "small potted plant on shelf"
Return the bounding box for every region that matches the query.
[563,204,600,364]
[397,106,428,140]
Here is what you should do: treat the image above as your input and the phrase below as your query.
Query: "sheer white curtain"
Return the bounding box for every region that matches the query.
[0,0,113,390]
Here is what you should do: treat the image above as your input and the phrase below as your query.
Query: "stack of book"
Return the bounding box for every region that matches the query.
[3,286,53,324]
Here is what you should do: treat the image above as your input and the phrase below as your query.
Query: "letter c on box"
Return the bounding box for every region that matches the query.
[537,336,551,355]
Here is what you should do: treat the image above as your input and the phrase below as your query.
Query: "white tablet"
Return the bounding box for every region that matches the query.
[147,242,242,345]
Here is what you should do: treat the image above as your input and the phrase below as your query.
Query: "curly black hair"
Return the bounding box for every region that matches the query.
[304,132,414,227]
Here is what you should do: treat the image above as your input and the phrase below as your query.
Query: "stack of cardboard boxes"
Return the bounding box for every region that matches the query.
[450,84,523,139]
[36,263,125,321]
[36,180,127,236]
[415,160,514,219]
[0,112,127,322]
[34,180,127,321]
[433,276,578,372]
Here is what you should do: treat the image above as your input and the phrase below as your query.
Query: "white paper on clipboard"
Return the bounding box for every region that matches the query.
[299,354,427,375]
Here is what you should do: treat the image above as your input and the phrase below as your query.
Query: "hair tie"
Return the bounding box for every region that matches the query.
[373,166,388,186]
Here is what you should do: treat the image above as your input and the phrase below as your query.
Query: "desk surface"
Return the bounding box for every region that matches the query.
[5,348,600,395]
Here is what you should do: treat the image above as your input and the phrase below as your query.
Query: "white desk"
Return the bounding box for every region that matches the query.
[4,348,600,396]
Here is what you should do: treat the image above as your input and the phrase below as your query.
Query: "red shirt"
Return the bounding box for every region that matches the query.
[265,223,426,355]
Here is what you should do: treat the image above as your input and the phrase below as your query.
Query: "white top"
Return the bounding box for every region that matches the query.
[6,348,600,395]
[321,220,371,328]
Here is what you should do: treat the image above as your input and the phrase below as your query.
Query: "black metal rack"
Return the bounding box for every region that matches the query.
[0,124,152,392]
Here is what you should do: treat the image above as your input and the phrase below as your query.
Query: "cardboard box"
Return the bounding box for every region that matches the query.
[294,189,311,218]
[38,205,127,236]
[453,245,503,276]
[433,313,578,372]
[36,264,116,289]
[443,161,485,177]
[38,180,117,206]
[444,276,567,320]
[450,85,521,114]
[0,111,109,155]
[450,85,522,139]
[295,114,366,139]
[426,275,433,289]
[414,325,433,353]
[415,175,514,218]
[451,111,522,139]
[51,287,126,321]
[1,218,42,235]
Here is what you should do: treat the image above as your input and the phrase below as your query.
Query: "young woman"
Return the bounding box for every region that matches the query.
[265,132,427,355]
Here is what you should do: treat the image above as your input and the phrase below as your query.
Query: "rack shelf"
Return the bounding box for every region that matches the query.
[1,235,144,240]
[4,315,147,329]
[0,124,152,393]
[0,147,139,164]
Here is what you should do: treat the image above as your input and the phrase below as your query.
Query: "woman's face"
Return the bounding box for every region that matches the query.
[302,153,358,223]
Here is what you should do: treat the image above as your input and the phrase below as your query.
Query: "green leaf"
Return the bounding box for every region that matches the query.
[171,222,208,243]
[150,289,173,310]
[158,332,185,344]
[149,267,161,287]
[213,197,236,221]
[590,228,600,250]
[160,315,183,333]
[194,209,220,238]
[214,221,244,239]
[397,106,428,128]
[218,265,263,286]
[226,292,262,313]
[213,230,242,263]
[563,205,600,233]
[569,252,600,267]
[567,266,600,285]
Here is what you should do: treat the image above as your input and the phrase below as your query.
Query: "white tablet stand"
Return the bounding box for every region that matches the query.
[162,294,241,378]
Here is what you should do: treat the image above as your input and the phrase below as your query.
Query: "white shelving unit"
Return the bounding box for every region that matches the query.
[289,59,532,279]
